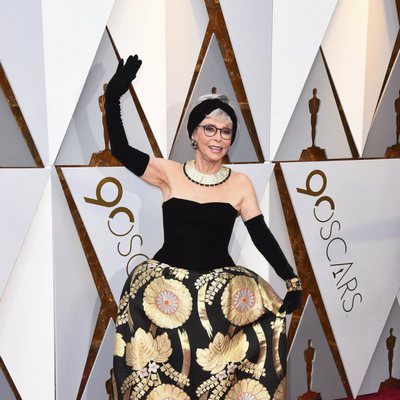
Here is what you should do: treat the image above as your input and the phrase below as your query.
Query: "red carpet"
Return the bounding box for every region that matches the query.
[338,388,400,399]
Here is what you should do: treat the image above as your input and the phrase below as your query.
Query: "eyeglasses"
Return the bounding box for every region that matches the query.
[198,124,233,140]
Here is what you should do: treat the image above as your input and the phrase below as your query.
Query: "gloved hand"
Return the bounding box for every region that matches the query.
[279,290,302,314]
[103,54,149,177]
[105,55,142,101]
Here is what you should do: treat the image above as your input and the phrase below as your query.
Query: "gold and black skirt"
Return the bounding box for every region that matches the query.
[112,260,287,400]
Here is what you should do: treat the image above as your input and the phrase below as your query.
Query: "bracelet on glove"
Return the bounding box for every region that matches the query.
[286,276,303,291]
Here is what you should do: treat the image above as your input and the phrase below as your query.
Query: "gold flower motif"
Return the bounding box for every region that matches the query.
[125,327,172,370]
[113,333,126,357]
[143,277,193,329]
[221,275,265,326]
[147,383,190,400]
[225,378,270,400]
[196,330,249,374]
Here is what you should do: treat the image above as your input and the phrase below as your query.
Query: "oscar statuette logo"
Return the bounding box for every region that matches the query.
[298,339,321,400]
[84,176,148,277]
[378,328,400,392]
[300,88,327,161]
[296,169,362,313]
[89,84,122,166]
[384,90,400,158]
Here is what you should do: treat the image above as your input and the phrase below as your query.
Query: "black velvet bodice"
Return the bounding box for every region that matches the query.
[153,197,239,271]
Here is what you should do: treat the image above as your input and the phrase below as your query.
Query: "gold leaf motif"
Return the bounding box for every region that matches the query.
[205,276,227,305]
[196,331,248,374]
[210,332,231,356]
[226,265,254,276]
[160,363,190,387]
[153,332,172,363]
[237,359,265,379]
[124,327,174,371]
[126,328,157,370]
[228,330,249,362]
[169,266,189,281]
[196,375,219,397]
[113,333,126,357]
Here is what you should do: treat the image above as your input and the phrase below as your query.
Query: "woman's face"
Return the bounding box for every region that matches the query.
[192,115,232,162]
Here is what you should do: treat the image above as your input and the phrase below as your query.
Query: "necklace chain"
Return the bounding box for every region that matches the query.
[183,160,231,187]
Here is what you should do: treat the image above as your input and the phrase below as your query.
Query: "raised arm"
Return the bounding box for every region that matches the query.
[104,55,172,189]
[239,174,302,314]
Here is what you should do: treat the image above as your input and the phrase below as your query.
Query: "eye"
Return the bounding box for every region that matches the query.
[221,129,232,136]
[204,125,216,133]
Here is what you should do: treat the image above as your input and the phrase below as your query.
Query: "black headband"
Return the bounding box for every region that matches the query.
[187,98,237,143]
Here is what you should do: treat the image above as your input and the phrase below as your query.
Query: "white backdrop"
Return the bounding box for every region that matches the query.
[0,1,400,399]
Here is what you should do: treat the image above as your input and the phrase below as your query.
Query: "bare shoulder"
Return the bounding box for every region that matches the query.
[229,170,254,192]
[229,169,261,221]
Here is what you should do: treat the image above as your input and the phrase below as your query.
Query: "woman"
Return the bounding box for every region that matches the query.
[106,55,302,400]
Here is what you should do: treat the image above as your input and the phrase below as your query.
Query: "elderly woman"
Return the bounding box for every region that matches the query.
[106,55,302,400]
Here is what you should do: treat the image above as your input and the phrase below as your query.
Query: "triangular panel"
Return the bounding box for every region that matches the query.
[165,0,209,153]
[0,177,54,399]
[62,167,163,302]
[358,297,400,395]
[322,0,398,155]
[81,319,115,399]
[0,0,48,164]
[282,159,400,396]
[0,70,35,167]
[287,296,347,399]
[363,0,399,153]
[270,0,338,159]
[275,50,352,161]
[107,0,168,155]
[53,168,101,399]
[56,30,153,165]
[363,51,400,157]
[220,0,273,158]
[0,169,49,299]
[42,0,115,164]
[0,358,19,400]
[169,35,257,163]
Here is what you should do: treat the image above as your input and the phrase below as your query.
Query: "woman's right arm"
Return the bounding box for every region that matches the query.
[104,55,172,189]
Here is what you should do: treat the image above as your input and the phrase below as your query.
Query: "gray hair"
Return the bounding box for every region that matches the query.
[191,94,233,126]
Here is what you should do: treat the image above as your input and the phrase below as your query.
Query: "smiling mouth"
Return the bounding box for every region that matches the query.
[209,145,223,151]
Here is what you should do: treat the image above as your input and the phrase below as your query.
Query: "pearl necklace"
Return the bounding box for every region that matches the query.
[183,160,231,187]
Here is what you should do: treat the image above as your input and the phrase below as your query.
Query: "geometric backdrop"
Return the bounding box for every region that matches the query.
[1,1,400,399]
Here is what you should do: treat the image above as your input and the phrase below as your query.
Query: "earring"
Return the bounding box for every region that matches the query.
[191,138,198,149]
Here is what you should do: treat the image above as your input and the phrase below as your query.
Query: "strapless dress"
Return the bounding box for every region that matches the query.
[112,198,286,399]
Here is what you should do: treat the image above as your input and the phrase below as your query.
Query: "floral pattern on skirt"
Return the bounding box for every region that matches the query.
[113,260,287,400]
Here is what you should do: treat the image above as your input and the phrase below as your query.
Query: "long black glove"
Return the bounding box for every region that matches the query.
[244,214,302,314]
[104,55,150,177]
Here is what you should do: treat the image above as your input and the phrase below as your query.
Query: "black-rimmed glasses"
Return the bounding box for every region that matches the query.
[197,125,233,140]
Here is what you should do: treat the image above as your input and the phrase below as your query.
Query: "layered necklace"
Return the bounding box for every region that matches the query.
[183,160,231,187]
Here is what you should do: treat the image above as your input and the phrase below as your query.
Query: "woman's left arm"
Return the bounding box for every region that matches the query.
[239,174,302,314]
